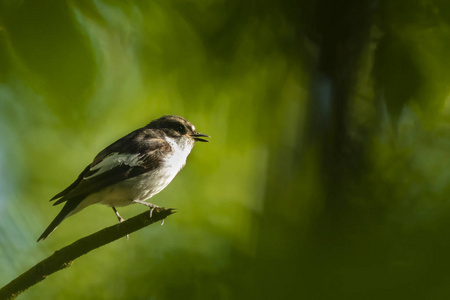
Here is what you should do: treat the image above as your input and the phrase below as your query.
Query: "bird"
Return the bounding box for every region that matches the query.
[37,115,209,241]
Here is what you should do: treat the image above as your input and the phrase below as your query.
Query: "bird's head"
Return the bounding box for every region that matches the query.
[147,115,210,142]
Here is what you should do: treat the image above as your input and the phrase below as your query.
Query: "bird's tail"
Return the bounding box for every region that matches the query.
[37,200,79,242]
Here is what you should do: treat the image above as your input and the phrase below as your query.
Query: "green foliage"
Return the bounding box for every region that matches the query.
[1,0,450,299]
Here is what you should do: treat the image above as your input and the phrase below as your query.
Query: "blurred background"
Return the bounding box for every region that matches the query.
[2,0,450,299]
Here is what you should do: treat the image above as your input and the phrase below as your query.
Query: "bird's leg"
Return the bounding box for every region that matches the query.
[112,207,129,240]
[133,200,159,218]
[112,207,125,223]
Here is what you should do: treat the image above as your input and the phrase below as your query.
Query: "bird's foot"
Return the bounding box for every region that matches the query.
[113,207,125,222]
[132,200,159,219]
[118,217,129,240]
[149,205,160,218]
[112,207,129,240]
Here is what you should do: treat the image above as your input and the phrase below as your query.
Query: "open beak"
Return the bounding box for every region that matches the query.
[191,132,210,142]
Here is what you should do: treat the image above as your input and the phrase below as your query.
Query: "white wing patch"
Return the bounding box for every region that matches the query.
[85,153,142,179]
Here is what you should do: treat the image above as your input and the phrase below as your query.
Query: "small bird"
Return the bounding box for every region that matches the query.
[37,115,209,241]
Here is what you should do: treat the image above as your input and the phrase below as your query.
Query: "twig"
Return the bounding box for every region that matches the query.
[0,207,175,300]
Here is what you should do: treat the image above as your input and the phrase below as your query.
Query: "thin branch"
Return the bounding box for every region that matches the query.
[0,207,175,300]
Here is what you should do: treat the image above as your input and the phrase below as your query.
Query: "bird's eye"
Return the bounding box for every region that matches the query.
[171,123,185,133]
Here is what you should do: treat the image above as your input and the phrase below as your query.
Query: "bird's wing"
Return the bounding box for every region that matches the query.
[50,165,91,200]
[50,130,171,205]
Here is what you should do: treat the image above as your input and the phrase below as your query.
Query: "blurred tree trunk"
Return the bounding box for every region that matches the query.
[239,1,376,299]
[312,0,374,218]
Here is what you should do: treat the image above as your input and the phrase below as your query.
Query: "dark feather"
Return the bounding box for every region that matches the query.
[50,165,91,201]
[52,164,146,205]
[37,196,84,241]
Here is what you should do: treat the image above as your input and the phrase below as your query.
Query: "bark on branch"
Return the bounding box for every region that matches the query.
[0,207,175,300]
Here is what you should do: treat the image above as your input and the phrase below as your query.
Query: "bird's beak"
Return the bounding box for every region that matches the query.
[191,132,210,142]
